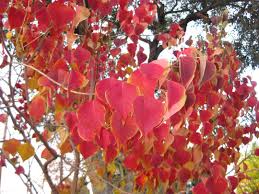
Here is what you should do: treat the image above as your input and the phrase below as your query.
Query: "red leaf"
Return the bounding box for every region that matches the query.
[77,100,106,141]
[0,155,6,167]
[164,80,186,119]
[68,70,87,90]
[36,6,51,31]
[124,154,139,170]
[255,148,259,156]
[127,43,137,56]
[135,23,146,35]
[0,114,7,123]
[0,0,8,14]
[135,173,148,188]
[207,92,221,107]
[97,128,115,150]
[110,48,121,57]
[111,112,138,144]
[137,51,147,64]
[211,163,225,178]
[105,145,118,163]
[73,46,91,66]
[79,141,98,159]
[133,96,164,136]
[140,62,164,81]
[15,166,25,175]
[192,182,208,194]
[8,7,25,29]
[96,78,120,103]
[28,95,46,123]
[180,56,196,88]
[189,132,202,145]
[159,168,170,182]
[153,123,170,141]
[200,110,213,122]
[128,69,157,96]
[47,2,75,29]
[228,176,239,190]
[203,122,213,136]
[154,133,174,155]
[169,23,181,37]
[174,149,191,165]
[178,168,191,183]
[172,135,186,149]
[206,176,228,193]
[106,81,137,118]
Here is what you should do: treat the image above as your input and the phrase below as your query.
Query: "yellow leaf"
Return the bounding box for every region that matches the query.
[113,189,121,194]
[28,77,39,89]
[184,161,194,171]
[107,162,116,175]
[17,142,35,161]
[6,31,12,40]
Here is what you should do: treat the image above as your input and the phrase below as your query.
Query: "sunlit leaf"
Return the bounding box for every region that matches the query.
[164,80,186,120]
[133,96,164,136]
[28,95,46,123]
[17,142,35,161]
[77,100,106,141]
[3,139,21,155]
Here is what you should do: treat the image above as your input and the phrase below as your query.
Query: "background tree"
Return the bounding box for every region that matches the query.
[146,0,259,70]
[0,0,258,194]
[236,145,259,193]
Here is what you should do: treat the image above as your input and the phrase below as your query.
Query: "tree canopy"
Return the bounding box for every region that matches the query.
[0,0,258,194]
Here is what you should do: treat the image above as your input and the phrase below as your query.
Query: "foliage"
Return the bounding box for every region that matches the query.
[236,145,259,193]
[0,0,258,194]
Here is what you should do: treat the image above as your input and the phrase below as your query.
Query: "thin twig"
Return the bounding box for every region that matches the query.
[14,62,93,96]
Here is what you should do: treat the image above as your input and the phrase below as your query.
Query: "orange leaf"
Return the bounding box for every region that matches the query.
[193,146,203,164]
[60,137,73,155]
[128,69,156,96]
[198,54,207,84]
[3,139,21,155]
[41,148,54,160]
[199,61,216,85]
[28,95,46,123]
[73,6,90,28]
